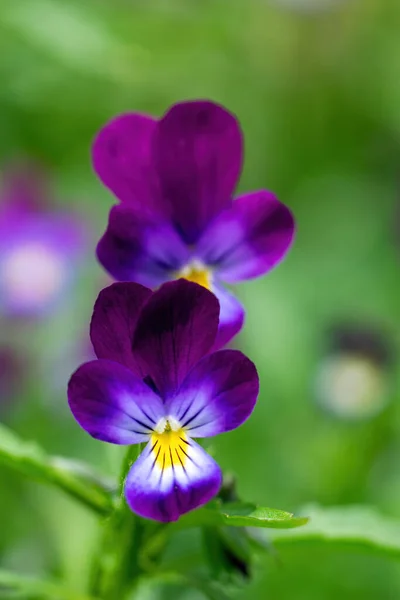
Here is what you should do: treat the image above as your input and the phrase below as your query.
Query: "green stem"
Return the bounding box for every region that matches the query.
[90,444,143,600]
[0,423,113,515]
[0,569,97,600]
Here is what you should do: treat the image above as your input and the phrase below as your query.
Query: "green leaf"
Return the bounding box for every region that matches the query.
[269,504,400,559]
[0,569,97,600]
[175,501,309,530]
[0,423,114,515]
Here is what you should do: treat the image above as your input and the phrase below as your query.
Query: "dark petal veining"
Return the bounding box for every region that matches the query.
[166,349,259,437]
[68,359,165,444]
[125,438,222,522]
[132,280,220,397]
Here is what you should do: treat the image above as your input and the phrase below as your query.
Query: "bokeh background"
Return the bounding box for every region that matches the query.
[1,0,400,598]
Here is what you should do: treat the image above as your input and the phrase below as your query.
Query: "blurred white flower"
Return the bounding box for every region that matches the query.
[315,324,393,420]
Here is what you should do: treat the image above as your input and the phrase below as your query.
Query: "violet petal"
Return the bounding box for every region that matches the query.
[68,359,164,444]
[97,204,189,287]
[125,437,222,522]
[90,282,152,374]
[166,349,259,437]
[211,283,245,350]
[132,280,220,397]
[197,190,295,282]
[154,100,243,244]
[92,113,165,214]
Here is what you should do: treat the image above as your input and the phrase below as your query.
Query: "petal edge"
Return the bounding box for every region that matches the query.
[90,282,152,373]
[125,438,222,522]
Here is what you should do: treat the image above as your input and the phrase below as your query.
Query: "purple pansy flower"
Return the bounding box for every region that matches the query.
[68,279,259,522]
[93,100,295,349]
[0,164,86,316]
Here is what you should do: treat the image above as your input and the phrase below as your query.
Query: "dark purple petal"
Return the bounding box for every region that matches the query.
[211,283,245,351]
[197,190,295,282]
[153,100,243,244]
[125,438,222,522]
[97,204,189,287]
[132,280,220,397]
[166,349,259,437]
[68,360,164,444]
[92,113,164,214]
[90,282,152,373]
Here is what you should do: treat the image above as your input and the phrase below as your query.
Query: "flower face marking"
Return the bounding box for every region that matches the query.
[177,260,211,290]
[68,280,259,522]
[151,420,188,471]
[93,100,295,350]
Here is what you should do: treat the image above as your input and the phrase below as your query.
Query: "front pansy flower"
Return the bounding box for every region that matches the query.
[93,100,295,349]
[68,279,259,522]
[0,164,86,316]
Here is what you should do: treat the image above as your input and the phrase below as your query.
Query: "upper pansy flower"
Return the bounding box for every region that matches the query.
[93,100,295,350]
[68,279,259,522]
[0,163,86,316]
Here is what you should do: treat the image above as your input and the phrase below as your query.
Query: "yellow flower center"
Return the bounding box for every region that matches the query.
[151,420,189,470]
[176,260,211,290]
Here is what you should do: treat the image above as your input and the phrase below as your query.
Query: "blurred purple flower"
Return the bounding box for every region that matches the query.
[0,164,86,316]
[93,100,295,350]
[68,279,259,522]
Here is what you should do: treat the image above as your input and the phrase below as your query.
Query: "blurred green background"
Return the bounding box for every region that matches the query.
[1,0,400,598]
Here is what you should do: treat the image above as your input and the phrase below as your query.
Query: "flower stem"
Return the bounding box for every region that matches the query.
[90,444,143,600]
